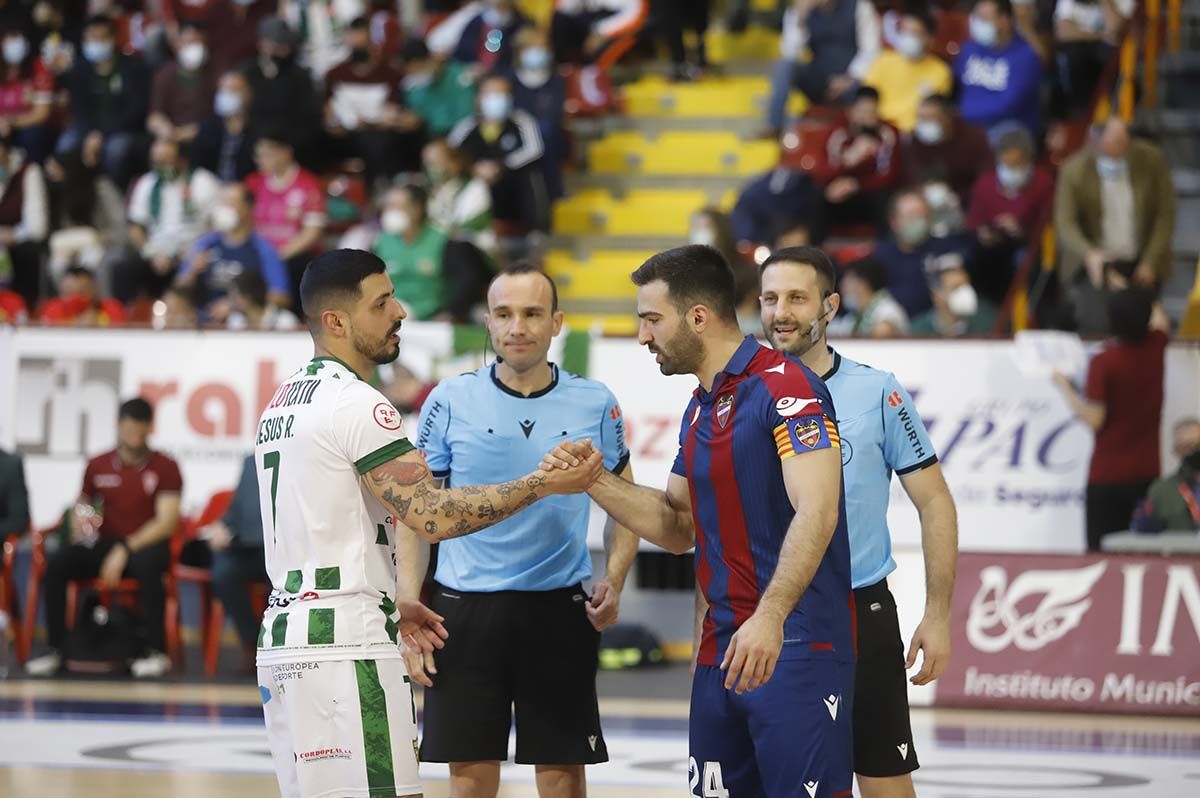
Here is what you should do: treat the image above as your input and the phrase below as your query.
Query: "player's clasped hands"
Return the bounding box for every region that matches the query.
[538,438,604,494]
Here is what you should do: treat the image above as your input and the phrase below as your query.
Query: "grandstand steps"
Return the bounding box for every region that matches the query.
[565,173,746,195]
[572,114,764,138]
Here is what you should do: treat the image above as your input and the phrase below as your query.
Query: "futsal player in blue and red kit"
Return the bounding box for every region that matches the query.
[543,245,855,798]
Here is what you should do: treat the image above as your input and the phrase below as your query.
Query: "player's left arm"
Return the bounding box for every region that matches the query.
[722,440,842,694]
[898,463,957,685]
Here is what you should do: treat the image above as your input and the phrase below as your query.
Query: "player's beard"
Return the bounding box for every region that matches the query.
[353,321,403,365]
[649,320,703,376]
[767,314,819,358]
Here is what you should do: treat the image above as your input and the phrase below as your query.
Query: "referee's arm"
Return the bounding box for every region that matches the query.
[364,448,601,543]
[589,462,640,631]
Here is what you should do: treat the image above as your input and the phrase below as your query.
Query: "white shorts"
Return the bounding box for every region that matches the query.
[259,659,422,798]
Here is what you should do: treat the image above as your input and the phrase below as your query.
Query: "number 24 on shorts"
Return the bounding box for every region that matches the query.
[689,757,729,798]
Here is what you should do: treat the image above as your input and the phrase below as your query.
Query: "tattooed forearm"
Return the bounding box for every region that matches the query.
[368,456,554,542]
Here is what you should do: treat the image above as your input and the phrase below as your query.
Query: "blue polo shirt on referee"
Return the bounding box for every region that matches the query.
[822,349,938,589]
[415,362,629,592]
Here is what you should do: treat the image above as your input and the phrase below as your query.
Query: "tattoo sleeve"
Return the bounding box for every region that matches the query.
[367,457,549,542]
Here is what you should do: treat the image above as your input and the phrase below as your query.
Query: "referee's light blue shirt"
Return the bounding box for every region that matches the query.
[823,350,938,589]
[415,363,629,592]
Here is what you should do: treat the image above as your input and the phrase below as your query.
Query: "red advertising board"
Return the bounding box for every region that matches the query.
[936,552,1200,716]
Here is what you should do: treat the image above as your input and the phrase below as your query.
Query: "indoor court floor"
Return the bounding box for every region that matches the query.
[2,676,1199,798]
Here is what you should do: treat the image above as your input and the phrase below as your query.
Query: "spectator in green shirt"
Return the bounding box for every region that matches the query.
[400,40,477,139]
[373,184,448,321]
[909,263,997,336]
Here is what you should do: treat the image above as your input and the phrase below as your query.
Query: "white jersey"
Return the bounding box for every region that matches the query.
[254,355,414,666]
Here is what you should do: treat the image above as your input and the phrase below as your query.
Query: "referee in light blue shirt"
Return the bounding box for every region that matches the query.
[413,265,638,798]
[756,247,959,798]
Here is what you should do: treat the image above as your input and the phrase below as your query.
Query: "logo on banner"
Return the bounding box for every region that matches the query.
[15,356,122,456]
[715,394,733,429]
[966,562,1107,653]
[793,419,822,449]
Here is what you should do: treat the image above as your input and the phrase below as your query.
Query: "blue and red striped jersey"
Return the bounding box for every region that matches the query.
[671,336,855,667]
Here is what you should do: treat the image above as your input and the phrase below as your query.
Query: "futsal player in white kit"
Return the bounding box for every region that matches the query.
[254,249,602,798]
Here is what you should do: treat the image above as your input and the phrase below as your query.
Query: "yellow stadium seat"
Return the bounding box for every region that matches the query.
[563,312,640,336]
[704,26,782,63]
[552,190,704,237]
[590,131,778,176]
[546,250,655,300]
[550,190,616,235]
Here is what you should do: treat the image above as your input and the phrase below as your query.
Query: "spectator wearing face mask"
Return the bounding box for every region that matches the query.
[909,262,996,336]
[511,28,567,202]
[901,94,994,205]
[551,0,648,70]
[762,0,882,138]
[324,16,422,187]
[427,0,531,72]
[243,17,321,166]
[116,137,221,302]
[966,123,1054,302]
[400,40,478,139]
[1054,288,1169,550]
[449,73,548,233]
[58,15,152,189]
[225,267,299,330]
[190,70,259,182]
[953,0,1043,136]
[863,8,951,132]
[163,0,273,77]
[834,256,909,337]
[1131,419,1200,534]
[175,183,289,320]
[370,184,448,321]
[0,28,54,162]
[813,86,900,231]
[424,138,494,252]
[0,134,49,311]
[147,21,216,147]
[871,188,974,318]
[1055,117,1175,294]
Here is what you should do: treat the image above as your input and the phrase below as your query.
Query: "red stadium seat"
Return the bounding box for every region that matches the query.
[1,530,25,664]
[166,489,234,674]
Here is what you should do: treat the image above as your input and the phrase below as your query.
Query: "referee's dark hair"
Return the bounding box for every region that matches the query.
[760,246,838,295]
[631,245,737,324]
[119,397,154,423]
[300,248,387,329]
[488,263,559,312]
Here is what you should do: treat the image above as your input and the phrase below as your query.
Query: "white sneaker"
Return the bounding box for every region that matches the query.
[25,652,62,676]
[130,651,171,679]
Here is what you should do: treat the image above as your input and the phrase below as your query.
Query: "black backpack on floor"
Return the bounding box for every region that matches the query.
[62,590,146,674]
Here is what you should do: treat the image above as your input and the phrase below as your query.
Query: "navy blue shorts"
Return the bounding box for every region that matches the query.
[689,658,855,798]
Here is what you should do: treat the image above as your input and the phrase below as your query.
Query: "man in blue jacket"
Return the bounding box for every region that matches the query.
[954,0,1043,137]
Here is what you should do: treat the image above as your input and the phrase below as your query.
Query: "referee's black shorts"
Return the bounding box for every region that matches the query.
[419,582,608,766]
[853,578,919,778]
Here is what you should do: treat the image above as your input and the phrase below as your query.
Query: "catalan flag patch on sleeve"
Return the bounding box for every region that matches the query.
[774,416,840,460]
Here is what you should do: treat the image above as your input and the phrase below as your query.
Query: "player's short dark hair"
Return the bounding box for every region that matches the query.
[488,263,558,312]
[853,85,880,104]
[974,0,1013,17]
[631,245,737,324]
[232,268,268,307]
[1108,287,1154,344]
[759,246,838,295]
[845,257,889,293]
[119,397,154,423]
[300,249,387,324]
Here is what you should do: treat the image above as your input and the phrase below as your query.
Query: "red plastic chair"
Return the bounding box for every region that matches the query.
[166,490,233,675]
[1,530,25,664]
[23,522,181,667]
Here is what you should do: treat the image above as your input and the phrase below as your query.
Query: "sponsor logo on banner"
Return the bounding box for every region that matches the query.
[938,553,1200,716]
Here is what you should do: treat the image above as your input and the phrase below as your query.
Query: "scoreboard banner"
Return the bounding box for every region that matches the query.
[937,552,1200,716]
[589,338,1200,554]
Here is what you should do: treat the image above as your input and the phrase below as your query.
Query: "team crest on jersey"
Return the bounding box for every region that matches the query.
[373,402,402,430]
[793,418,822,449]
[715,394,733,429]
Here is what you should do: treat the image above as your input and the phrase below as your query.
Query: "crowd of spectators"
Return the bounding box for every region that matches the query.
[733,0,1176,340]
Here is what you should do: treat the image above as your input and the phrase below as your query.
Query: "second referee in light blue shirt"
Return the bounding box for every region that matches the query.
[413,265,638,797]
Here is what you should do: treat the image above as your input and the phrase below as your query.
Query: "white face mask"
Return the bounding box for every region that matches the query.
[520,46,551,72]
[946,283,978,316]
[479,92,511,122]
[924,182,951,209]
[2,37,28,65]
[212,204,239,233]
[178,42,206,71]
[689,226,717,247]
[969,15,998,47]
[895,32,924,60]
[214,88,242,117]
[913,119,944,145]
[381,208,411,235]
[82,39,113,64]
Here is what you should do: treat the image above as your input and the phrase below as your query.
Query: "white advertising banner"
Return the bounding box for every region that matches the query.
[590,338,1200,554]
